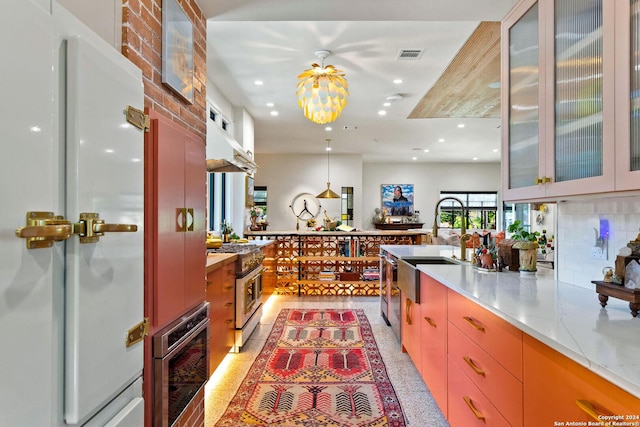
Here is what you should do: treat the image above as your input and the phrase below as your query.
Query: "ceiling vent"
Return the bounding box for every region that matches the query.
[396,49,424,60]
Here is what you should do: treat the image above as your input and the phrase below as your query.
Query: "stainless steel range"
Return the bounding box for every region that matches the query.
[207,244,265,352]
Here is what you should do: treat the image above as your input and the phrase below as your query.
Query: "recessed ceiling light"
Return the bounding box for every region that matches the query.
[105,149,114,153]
[493,148,499,153]
[472,157,478,161]
[325,126,332,131]
[393,79,403,84]
[254,80,264,85]
[326,146,332,151]
[438,138,445,143]
[457,123,465,128]
[412,157,417,160]
[131,158,141,163]
[383,102,391,107]
[30,126,41,132]
[266,102,274,107]
[270,111,278,116]
[424,149,430,153]
[378,110,387,116]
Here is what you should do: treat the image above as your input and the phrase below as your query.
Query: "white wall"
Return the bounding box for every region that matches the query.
[254,155,502,231]
[556,195,640,290]
[363,162,502,230]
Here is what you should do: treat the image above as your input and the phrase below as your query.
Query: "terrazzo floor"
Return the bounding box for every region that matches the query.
[204,294,449,426]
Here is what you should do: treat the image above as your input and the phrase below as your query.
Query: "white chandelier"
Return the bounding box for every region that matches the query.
[296,50,349,125]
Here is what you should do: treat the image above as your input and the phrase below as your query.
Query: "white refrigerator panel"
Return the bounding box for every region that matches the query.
[64,35,145,424]
[0,1,59,426]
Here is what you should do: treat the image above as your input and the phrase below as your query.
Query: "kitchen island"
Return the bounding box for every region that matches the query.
[245,230,427,295]
[383,244,640,424]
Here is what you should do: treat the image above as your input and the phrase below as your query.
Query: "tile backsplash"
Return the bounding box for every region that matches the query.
[557,195,640,289]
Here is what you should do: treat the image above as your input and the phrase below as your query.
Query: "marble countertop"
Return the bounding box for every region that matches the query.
[382,245,640,398]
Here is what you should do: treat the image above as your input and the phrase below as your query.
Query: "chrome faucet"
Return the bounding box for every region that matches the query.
[432,197,469,261]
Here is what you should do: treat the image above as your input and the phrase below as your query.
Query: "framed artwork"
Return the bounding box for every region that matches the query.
[245,175,254,207]
[162,0,194,103]
[381,184,414,216]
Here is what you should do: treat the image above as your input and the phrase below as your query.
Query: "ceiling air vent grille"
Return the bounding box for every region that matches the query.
[396,49,424,60]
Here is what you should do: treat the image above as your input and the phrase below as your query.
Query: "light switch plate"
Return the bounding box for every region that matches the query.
[591,246,607,260]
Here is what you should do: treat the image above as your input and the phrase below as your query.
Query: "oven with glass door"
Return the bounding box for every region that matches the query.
[153,302,210,427]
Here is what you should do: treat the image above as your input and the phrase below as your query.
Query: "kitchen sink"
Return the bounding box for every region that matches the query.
[397,257,460,303]
[401,257,461,266]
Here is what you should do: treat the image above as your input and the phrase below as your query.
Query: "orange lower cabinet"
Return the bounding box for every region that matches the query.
[448,354,511,427]
[523,335,640,426]
[448,323,523,426]
[419,273,448,415]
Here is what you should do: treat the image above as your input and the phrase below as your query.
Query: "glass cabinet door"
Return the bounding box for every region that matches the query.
[506,1,542,193]
[502,1,544,198]
[630,0,640,172]
[553,0,603,182]
[614,0,640,190]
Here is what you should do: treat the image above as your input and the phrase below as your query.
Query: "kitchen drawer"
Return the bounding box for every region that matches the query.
[448,354,511,427]
[448,289,522,380]
[448,322,523,427]
[209,316,234,375]
[523,335,640,426]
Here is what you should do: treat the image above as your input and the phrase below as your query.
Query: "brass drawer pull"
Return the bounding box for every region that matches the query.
[406,299,412,325]
[225,302,233,307]
[463,356,486,377]
[576,400,606,421]
[463,316,485,332]
[463,396,485,420]
[424,316,437,328]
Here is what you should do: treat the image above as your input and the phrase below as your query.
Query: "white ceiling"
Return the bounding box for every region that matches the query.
[203,0,518,163]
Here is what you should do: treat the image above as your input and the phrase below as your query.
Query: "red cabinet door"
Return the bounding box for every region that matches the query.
[183,133,206,311]
[146,109,206,330]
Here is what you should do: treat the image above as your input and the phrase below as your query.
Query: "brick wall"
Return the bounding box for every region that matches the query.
[121,0,206,141]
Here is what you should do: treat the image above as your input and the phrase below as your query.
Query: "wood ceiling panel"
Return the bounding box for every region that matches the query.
[408,21,501,119]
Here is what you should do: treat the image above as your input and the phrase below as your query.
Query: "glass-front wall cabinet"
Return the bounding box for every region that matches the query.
[502,0,619,201]
[616,0,640,189]
[507,1,541,193]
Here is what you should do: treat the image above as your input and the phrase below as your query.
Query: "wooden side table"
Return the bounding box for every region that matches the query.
[591,280,640,317]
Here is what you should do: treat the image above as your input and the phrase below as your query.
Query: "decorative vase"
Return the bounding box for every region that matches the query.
[250,216,258,230]
[513,241,538,273]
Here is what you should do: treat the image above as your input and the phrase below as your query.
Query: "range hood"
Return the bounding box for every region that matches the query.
[206,126,257,174]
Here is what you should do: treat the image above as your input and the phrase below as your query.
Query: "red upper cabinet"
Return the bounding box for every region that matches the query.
[145,109,206,330]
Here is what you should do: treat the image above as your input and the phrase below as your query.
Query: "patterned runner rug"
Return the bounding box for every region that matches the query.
[215,308,407,427]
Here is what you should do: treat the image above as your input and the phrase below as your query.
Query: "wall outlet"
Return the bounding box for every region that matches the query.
[591,246,607,260]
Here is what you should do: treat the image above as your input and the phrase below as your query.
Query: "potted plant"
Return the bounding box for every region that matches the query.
[508,220,540,273]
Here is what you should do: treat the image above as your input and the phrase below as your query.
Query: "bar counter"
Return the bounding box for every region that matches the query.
[244,229,427,295]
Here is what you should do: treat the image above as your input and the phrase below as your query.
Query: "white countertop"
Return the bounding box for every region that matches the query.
[381,245,640,398]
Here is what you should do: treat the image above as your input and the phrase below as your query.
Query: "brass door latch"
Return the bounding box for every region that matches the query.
[16,211,138,249]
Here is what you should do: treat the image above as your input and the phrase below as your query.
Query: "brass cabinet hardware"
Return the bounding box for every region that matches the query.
[186,208,194,231]
[463,356,486,377]
[177,208,187,232]
[126,318,149,348]
[575,400,605,421]
[224,302,233,307]
[424,316,437,328]
[535,176,552,185]
[406,299,412,325]
[73,212,138,244]
[125,105,149,132]
[463,396,485,420]
[462,316,485,332]
[15,211,73,249]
